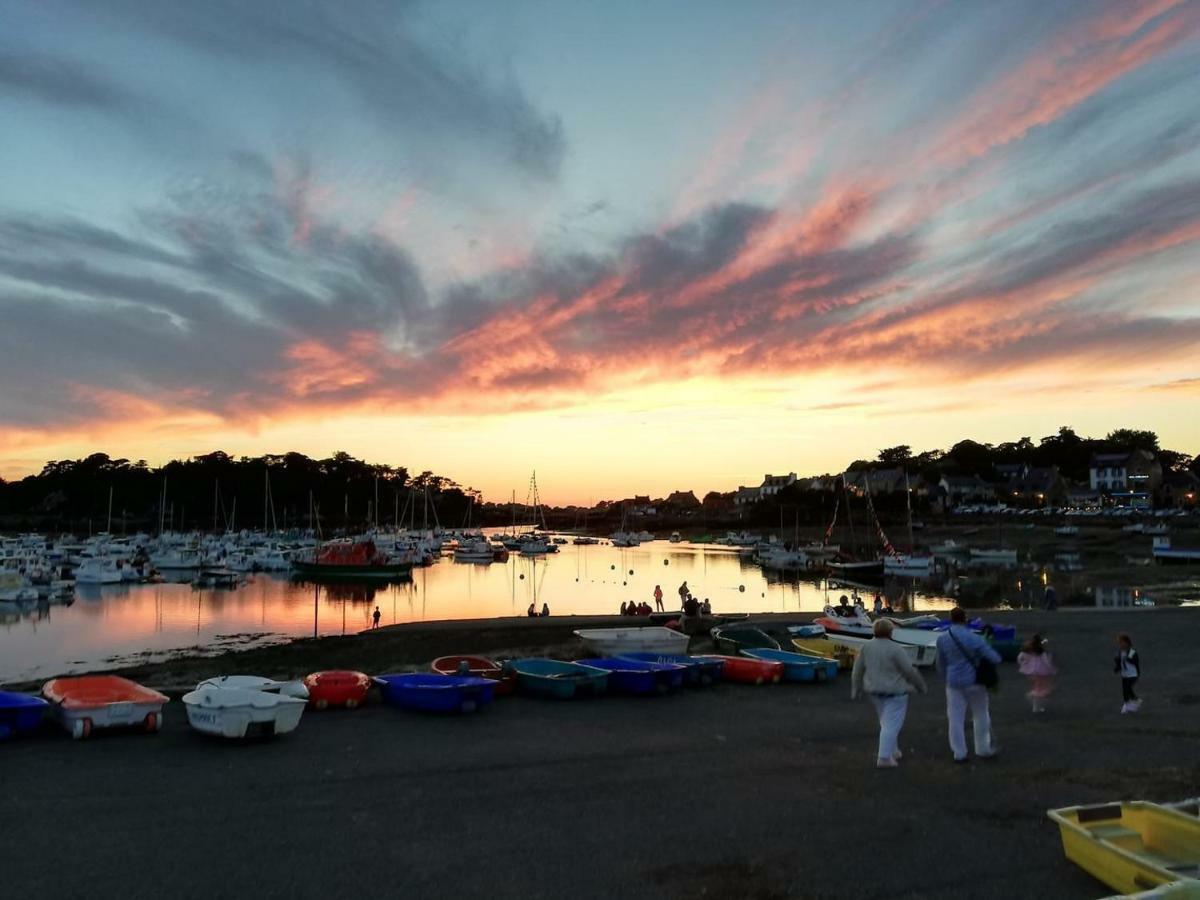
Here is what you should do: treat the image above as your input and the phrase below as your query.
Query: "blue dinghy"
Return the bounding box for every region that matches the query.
[374,673,496,713]
[615,652,723,687]
[577,658,686,695]
[508,659,608,700]
[0,691,48,740]
[740,648,838,683]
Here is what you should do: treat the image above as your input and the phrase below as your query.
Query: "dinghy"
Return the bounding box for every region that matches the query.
[42,676,169,739]
[576,658,686,695]
[740,648,837,682]
[1048,801,1200,895]
[431,655,516,696]
[815,614,939,668]
[183,686,306,739]
[303,671,371,709]
[709,625,780,655]
[573,627,690,656]
[615,653,723,686]
[0,691,48,741]
[196,675,309,699]
[374,673,496,713]
[508,658,609,699]
[695,654,784,685]
[810,629,927,667]
[790,636,858,671]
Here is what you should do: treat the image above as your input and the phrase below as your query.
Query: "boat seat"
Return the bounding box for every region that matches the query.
[1089,824,1145,850]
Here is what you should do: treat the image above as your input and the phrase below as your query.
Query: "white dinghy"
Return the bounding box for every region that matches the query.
[196,675,309,699]
[573,626,691,656]
[182,687,306,739]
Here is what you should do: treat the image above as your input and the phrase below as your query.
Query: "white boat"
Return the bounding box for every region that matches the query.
[517,536,553,555]
[609,531,641,547]
[150,548,204,570]
[573,626,691,656]
[454,538,497,563]
[815,606,938,667]
[882,554,933,575]
[931,539,966,555]
[816,630,926,668]
[182,686,306,739]
[73,557,123,584]
[196,675,309,699]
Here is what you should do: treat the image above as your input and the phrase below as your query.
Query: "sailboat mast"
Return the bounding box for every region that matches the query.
[106,485,113,534]
[905,470,915,552]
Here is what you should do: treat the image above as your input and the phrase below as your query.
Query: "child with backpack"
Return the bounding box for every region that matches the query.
[1016,633,1056,713]
[1115,633,1142,713]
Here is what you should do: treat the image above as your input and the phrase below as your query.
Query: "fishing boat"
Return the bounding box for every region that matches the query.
[508,658,609,699]
[615,652,723,686]
[197,675,309,699]
[696,654,784,685]
[182,686,306,739]
[709,625,780,655]
[1047,801,1200,895]
[740,648,838,682]
[290,539,413,579]
[374,673,496,713]
[303,670,372,709]
[576,658,686,694]
[574,626,691,656]
[42,675,169,739]
[0,691,48,740]
[431,655,516,696]
[790,637,857,671]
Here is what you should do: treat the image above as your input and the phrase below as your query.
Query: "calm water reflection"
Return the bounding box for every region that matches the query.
[0,540,957,681]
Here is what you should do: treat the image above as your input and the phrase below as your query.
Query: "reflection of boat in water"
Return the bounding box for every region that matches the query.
[290,540,413,580]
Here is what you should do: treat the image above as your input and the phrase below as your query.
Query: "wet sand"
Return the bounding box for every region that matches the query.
[1,608,1198,898]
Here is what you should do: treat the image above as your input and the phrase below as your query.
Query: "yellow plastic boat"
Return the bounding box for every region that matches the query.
[791,636,857,671]
[1048,802,1200,895]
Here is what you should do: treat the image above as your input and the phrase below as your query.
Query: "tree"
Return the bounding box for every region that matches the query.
[877,445,912,465]
[1105,429,1159,452]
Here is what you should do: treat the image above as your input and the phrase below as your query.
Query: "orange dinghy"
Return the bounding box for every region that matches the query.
[42,675,169,739]
[303,671,371,709]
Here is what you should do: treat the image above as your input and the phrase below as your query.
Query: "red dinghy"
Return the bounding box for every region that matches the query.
[696,655,784,685]
[431,656,515,696]
[303,671,371,709]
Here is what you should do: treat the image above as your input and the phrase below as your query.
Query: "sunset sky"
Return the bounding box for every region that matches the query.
[2,0,1199,504]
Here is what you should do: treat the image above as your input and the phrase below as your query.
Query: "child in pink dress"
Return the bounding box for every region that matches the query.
[1017,634,1057,713]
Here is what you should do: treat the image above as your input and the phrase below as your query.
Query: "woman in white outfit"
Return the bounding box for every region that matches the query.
[851,619,927,768]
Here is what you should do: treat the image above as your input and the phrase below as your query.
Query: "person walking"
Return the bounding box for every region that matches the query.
[936,607,1002,762]
[1016,633,1057,713]
[1115,633,1142,713]
[851,619,927,768]
[678,581,688,605]
[654,585,664,612]
[372,606,381,629]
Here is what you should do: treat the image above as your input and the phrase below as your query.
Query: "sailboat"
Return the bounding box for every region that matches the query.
[518,472,557,555]
[883,471,933,575]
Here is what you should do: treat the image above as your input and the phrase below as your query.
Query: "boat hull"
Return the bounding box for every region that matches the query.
[430,656,516,696]
[576,658,686,695]
[182,688,306,739]
[741,648,837,683]
[615,653,723,686]
[303,670,372,709]
[509,659,608,699]
[375,673,496,713]
[291,561,413,580]
[791,636,858,670]
[573,627,691,656]
[709,626,780,656]
[42,676,168,739]
[0,691,48,740]
[697,655,784,685]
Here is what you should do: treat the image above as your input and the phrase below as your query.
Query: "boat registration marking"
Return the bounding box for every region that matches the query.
[107,702,132,719]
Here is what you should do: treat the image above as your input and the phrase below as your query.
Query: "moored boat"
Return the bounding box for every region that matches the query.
[182,686,306,739]
[574,626,690,656]
[374,673,496,713]
[615,652,723,686]
[431,655,516,696]
[576,658,686,695]
[303,670,372,709]
[0,691,48,740]
[710,625,780,655]
[291,539,413,579]
[741,648,837,682]
[508,658,609,699]
[696,654,784,685]
[1047,801,1200,895]
[42,675,169,739]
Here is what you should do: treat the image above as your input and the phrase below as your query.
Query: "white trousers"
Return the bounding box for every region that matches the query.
[946,684,993,759]
[869,693,908,760]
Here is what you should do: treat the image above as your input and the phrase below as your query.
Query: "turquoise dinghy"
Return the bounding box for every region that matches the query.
[710,626,780,655]
[615,653,724,686]
[740,648,838,683]
[508,659,609,700]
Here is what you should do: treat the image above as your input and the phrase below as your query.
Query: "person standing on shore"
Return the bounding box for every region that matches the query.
[654,585,664,612]
[851,619,927,768]
[1115,634,1142,713]
[678,582,688,605]
[372,606,381,629]
[873,593,883,615]
[936,607,1002,762]
[1016,634,1057,713]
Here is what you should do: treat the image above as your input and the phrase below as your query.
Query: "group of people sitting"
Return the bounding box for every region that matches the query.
[681,594,712,617]
[526,602,550,617]
[830,593,895,617]
[620,601,654,616]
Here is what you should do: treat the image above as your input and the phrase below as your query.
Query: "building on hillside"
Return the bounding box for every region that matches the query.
[1089,450,1162,508]
[1159,471,1199,509]
[994,463,1030,483]
[938,474,994,507]
[1066,484,1102,508]
[733,486,762,507]
[806,476,838,492]
[1009,466,1067,505]
[845,467,906,496]
[759,472,797,496]
[621,496,656,517]
[663,490,701,511]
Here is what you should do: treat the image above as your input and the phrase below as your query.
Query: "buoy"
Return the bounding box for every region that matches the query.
[628,569,634,576]
[611,564,616,570]
[739,585,745,593]
[622,581,627,586]
[663,560,669,566]
[519,574,525,580]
